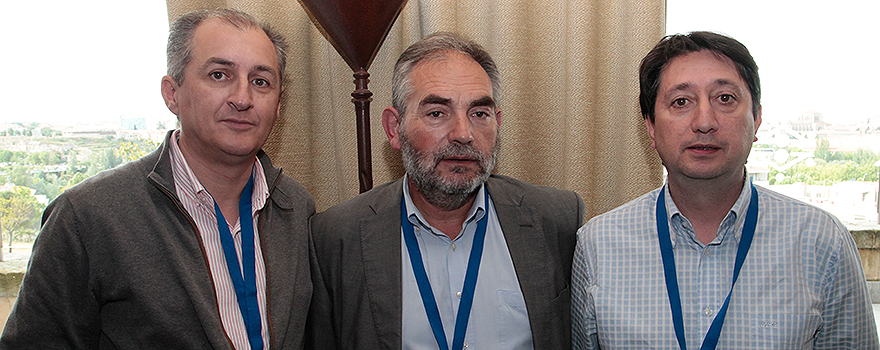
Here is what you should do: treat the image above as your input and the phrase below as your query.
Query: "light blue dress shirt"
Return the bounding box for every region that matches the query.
[572,177,879,349]
[401,177,534,350]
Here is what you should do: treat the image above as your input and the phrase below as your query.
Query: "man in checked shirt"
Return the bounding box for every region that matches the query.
[572,31,878,349]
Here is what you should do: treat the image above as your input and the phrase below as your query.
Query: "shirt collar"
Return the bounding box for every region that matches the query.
[662,172,754,245]
[401,173,487,239]
[169,129,270,213]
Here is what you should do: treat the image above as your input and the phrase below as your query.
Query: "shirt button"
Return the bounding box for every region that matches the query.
[463,342,468,349]
[451,243,457,251]
[703,307,713,316]
[456,291,462,299]
[704,248,712,257]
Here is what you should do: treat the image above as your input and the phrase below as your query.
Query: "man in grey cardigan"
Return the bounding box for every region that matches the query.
[307,32,585,350]
[0,9,313,349]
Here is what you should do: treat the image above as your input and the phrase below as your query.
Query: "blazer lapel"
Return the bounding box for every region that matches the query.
[487,179,558,348]
[360,179,405,349]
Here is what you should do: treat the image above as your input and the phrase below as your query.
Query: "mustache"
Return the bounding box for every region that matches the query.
[432,143,486,166]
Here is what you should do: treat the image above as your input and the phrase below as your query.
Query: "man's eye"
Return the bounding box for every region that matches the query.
[672,98,688,107]
[718,94,735,103]
[253,78,269,87]
[210,72,226,80]
[472,111,489,118]
[427,111,443,118]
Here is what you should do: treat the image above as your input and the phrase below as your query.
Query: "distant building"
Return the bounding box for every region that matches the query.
[765,181,879,224]
[120,118,147,130]
[789,110,829,133]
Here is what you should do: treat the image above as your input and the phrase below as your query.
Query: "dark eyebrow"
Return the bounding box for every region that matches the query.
[669,82,691,93]
[255,65,276,74]
[419,94,452,108]
[206,57,234,67]
[469,96,496,109]
[713,78,741,90]
[670,79,739,92]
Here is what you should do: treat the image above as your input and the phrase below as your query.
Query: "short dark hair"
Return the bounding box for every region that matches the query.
[391,32,501,119]
[166,9,288,85]
[639,31,760,123]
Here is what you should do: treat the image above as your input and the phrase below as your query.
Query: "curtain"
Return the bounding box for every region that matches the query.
[166,0,665,221]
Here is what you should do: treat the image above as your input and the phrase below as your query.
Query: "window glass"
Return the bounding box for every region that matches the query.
[666,0,880,228]
[0,2,172,258]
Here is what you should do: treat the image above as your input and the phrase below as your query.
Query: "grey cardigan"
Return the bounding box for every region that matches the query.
[0,131,314,349]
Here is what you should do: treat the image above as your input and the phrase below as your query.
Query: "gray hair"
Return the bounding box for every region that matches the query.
[166,9,288,85]
[391,32,501,119]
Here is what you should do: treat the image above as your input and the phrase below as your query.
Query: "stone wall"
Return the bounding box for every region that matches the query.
[855,230,880,281]
[0,272,23,331]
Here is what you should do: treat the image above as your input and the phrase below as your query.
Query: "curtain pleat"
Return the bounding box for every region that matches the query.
[166,0,666,221]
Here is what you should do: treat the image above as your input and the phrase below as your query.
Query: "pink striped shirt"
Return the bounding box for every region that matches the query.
[169,130,270,349]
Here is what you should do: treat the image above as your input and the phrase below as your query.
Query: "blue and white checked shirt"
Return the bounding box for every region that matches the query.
[572,177,878,349]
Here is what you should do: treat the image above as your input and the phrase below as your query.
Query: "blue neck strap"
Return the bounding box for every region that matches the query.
[401,189,489,350]
[656,183,758,350]
[214,174,263,350]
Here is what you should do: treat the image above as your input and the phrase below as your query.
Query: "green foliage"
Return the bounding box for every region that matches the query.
[39,127,60,137]
[1,136,157,204]
[115,141,155,163]
[0,186,45,244]
[815,138,832,160]
[0,133,164,244]
[770,146,880,185]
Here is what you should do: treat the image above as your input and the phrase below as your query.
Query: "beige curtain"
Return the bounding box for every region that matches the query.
[166,0,665,221]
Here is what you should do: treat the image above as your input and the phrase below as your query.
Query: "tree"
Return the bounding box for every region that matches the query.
[0,186,45,251]
[815,138,832,161]
[115,141,152,163]
[0,150,12,163]
[770,148,880,185]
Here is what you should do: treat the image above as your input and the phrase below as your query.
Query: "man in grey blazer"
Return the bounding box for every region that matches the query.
[307,32,585,350]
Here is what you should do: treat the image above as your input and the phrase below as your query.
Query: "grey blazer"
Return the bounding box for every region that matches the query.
[307,175,585,350]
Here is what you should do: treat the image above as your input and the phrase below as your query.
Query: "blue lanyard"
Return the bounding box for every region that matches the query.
[401,190,489,350]
[214,174,263,350]
[656,184,758,350]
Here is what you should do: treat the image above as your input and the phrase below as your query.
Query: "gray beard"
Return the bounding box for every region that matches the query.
[400,133,498,210]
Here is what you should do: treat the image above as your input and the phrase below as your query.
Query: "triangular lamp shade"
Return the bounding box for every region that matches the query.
[298,0,408,72]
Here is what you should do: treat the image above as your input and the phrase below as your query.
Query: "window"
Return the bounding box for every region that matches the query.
[0,2,172,257]
[666,0,880,227]
[1,1,174,131]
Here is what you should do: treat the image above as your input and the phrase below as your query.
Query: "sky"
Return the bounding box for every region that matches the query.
[0,1,173,126]
[666,0,880,125]
[1,1,877,127]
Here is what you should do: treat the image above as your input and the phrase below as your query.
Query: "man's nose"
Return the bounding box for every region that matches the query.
[228,78,254,112]
[691,99,718,134]
[449,112,474,144]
